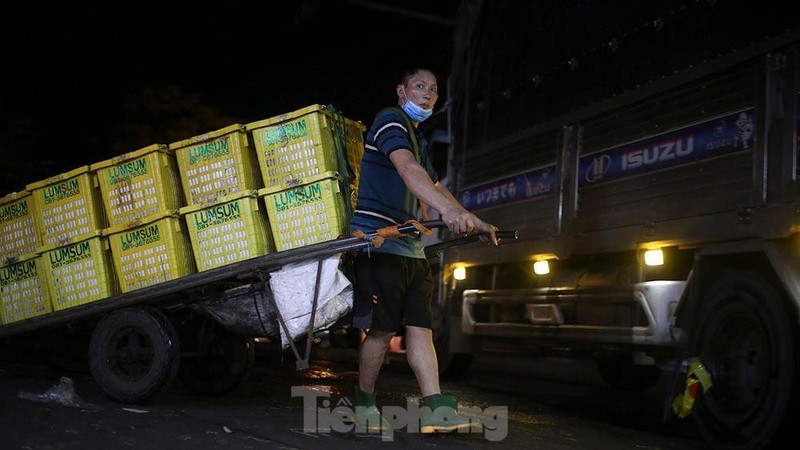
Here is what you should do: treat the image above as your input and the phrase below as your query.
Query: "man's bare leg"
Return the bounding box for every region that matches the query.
[404,325,440,397]
[359,329,394,392]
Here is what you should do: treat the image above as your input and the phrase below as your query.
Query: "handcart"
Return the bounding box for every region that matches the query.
[0,220,516,404]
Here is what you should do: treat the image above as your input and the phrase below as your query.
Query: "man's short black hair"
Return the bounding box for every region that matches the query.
[399,68,437,86]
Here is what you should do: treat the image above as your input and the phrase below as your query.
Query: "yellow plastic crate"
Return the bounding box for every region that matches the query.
[39,231,118,311]
[0,190,40,262]
[106,212,195,293]
[0,253,52,324]
[180,190,274,271]
[91,143,183,227]
[171,124,261,207]
[258,172,348,251]
[26,166,106,248]
[246,104,366,192]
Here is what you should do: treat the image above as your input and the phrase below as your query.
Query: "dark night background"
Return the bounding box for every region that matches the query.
[0,0,458,195]
[4,1,797,199]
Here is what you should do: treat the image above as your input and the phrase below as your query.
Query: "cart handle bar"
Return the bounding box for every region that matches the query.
[356,220,518,249]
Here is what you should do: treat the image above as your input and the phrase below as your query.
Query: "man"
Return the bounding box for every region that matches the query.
[348,68,498,434]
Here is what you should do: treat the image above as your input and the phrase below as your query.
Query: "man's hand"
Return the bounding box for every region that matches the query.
[441,208,499,246]
[477,221,499,246]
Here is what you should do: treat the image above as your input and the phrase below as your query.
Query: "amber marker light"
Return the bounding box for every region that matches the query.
[533,260,550,275]
[644,249,664,266]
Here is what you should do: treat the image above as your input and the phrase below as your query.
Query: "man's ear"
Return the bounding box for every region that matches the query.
[396,84,406,102]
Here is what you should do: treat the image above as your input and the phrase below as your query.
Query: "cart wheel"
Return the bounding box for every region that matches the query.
[178,315,255,396]
[89,306,180,404]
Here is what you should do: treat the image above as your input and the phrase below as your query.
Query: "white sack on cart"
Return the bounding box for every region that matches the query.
[269,254,353,348]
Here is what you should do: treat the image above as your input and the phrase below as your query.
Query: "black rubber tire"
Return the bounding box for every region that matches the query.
[595,351,662,392]
[178,315,255,396]
[431,298,473,379]
[89,307,180,404]
[688,271,798,449]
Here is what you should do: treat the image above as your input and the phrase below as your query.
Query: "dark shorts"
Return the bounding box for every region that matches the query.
[351,252,433,332]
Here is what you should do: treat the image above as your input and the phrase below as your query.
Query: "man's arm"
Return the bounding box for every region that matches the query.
[389,148,497,244]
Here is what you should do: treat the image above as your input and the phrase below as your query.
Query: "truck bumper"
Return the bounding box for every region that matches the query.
[461,280,685,347]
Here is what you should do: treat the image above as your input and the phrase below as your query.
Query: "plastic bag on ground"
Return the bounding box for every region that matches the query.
[18,376,101,410]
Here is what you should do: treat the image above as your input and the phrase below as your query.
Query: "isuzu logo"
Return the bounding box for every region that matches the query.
[621,136,694,171]
[584,154,610,183]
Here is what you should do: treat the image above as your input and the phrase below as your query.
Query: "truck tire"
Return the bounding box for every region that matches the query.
[89,307,180,404]
[688,271,798,449]
[177,314,255,396]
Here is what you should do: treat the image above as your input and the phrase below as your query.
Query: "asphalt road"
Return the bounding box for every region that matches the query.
[0,334,706,449]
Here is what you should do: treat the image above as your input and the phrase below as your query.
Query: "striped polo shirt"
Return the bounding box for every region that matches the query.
[349,107,438,258]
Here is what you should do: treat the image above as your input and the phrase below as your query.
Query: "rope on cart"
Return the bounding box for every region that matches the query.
[351,220,433,248]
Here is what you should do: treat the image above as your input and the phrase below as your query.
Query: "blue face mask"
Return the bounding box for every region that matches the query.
[401,99,433,122]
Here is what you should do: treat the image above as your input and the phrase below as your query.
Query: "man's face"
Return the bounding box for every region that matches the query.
[397,70,439,110]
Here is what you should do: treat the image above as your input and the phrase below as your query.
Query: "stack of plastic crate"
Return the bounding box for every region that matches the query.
[172,125,274,272]
[246,104,365,251]
[92,143,195,293]
[0,190,51,323]
[25,167,117,311]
